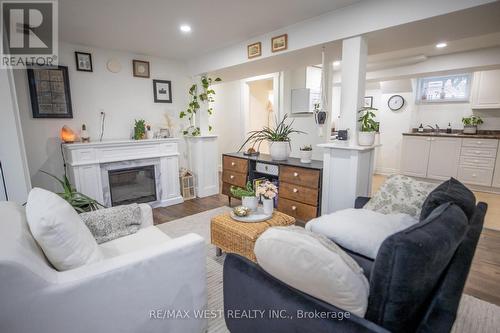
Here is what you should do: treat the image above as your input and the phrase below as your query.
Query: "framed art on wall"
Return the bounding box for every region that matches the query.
[364,96,373,108]
[271,34,288,52]
[133,60,150,78]
[247,42,262,59]
[153,79,172,103]
[27,66,73,118]
[75,52,93,72]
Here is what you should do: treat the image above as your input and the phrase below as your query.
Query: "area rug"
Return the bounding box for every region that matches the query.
[156,207,500,333]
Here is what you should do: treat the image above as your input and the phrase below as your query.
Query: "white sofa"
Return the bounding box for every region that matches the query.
[0,201,207,333]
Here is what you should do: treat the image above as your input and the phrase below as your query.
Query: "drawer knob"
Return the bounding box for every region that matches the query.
[474,160,479,163]
[231,162,235,166]
[293,172,299,177]
[472,174,477,177]
[478,141,482,144]
[230,175,234,179]
[291,206,297,211]
[475,151,480,154]
[293,188,298,193]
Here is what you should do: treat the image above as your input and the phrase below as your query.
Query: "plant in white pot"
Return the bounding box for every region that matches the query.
[462,116,483,135]
[238,114,305,161]
[357,106,379,146]
[299,145,313,163]
[230,182,258,211]
[256,181,278,215]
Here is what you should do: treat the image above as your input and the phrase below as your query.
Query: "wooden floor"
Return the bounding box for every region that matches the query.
[154,177,500,306]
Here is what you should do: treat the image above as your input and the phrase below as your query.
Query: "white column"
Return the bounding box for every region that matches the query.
[339,36,367,141]
[186,136,219,198]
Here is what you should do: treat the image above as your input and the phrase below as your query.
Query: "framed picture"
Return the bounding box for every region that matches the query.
[271,34,288,53]
[27,66,73,118]
[247,42,261,59]
[364,96,373,108]
[153,79,172,103]
[133,60,150,78]
[75,52,93,72]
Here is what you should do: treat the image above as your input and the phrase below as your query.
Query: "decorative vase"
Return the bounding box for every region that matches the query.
[270,141,290,161]
[241,196,258,211]
[358,131,376,146]
[300,150,312,163]
[146,130,154,139]
[463,125,477,134]
[262,198,274,215]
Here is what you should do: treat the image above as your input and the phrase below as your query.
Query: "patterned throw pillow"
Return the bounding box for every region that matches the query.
[80,204,142,244]
[364,175,437,218]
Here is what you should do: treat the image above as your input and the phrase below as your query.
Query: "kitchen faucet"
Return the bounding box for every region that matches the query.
[426,124,440,133]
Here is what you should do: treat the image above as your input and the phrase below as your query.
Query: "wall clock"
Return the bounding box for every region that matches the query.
[388,95,405,111]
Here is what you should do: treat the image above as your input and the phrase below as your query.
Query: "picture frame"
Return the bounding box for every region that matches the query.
[75,51,93,72]
[27,66,73,118]
[271,34,288,53]
[364,96,373,108]
[247,42,262,59]
[153,79,172,103]
[133,60,150,78]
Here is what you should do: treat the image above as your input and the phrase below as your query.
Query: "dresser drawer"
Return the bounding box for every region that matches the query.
[460,147,497,158]
[458,166,493,186]
[459,156,495,169]
[222,171,247,187]
[278,198,318,221]
[223,156,248,173]
[279,166,320,189]
[462,138,498,149]
[279,182,319,206]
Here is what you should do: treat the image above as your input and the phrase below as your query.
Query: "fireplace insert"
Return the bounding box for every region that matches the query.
[108,165,157,206]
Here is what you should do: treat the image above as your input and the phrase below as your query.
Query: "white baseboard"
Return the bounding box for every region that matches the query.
[374,167,400,176]
[152,196,184,208]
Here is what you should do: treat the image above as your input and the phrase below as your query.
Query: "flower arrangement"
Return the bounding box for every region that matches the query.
[256,181,278,200]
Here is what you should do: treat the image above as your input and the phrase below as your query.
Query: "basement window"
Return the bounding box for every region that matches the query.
[416,73,472,103]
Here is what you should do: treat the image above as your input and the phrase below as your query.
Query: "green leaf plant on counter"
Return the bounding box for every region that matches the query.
[358,107,379,132]
[230,181,255,199]
[180,76,221,136]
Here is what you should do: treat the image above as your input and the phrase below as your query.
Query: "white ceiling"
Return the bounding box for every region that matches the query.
[59,0,363,60]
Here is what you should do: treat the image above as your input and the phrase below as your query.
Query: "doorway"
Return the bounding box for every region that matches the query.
[241,73,280,154]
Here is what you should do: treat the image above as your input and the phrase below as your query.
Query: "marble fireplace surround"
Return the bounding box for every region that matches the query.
[63,139,183,208]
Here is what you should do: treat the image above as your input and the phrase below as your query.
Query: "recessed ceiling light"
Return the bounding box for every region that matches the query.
[436,42,447,48]
[180,24,192,33]
[333,61,341,66]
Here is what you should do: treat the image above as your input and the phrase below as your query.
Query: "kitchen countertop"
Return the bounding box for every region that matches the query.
[403,129,500,140]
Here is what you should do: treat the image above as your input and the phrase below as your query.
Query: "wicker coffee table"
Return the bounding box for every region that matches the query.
[210,210,295,262]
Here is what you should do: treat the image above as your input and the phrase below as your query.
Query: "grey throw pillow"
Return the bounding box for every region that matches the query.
[364,175,437,218]
[80,204,142,244]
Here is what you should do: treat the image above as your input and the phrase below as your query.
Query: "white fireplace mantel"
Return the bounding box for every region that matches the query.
[63,138,183,208]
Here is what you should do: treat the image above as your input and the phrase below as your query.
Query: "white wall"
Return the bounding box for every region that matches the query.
[13,42,191,192]
[211,80,244,168]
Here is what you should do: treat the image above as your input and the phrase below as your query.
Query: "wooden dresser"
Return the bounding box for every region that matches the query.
[221,153,323,223]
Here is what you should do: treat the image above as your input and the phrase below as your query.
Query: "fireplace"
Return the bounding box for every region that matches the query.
[108,165,157,206]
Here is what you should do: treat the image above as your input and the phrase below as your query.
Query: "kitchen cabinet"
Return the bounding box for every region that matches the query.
[492,145,500,188]
[426,137,462,180]
[471,70,500,109]
[401,136,431,177]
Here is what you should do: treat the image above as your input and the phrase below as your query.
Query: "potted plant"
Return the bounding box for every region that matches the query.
[358,107,378,146]
[230,181,258,211]
[299,145,313,163]
[238,114,305,161]
[133,119,146,140]
[256,181,278,215]
[462,116,483,134]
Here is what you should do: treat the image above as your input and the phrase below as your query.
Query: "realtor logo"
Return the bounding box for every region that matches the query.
[1,0,58,68]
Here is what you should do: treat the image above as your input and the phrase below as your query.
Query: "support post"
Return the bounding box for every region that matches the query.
[339,36,367,142]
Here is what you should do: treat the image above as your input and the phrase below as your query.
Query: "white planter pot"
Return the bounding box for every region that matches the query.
[241,196,258,211]
[358,131,376,146]
[300,150,312,163]
[463,125,477,134]
[269,141,290,161]
[146,130,154,139]
[262,198,274,215]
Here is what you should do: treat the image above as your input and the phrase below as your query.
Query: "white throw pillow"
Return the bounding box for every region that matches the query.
[26,187,103,271]
[254,226,369,317]
[364,174,436,218]
[306,209,417,259]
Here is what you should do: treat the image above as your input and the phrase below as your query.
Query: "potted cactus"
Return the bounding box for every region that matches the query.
[299,145,313,163]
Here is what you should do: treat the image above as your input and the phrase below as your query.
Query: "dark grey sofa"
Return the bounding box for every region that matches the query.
[223,178,487,333]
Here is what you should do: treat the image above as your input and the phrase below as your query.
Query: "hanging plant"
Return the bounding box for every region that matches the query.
[180,75,221,136]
